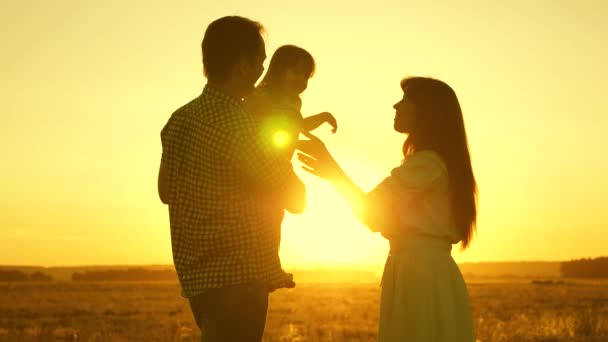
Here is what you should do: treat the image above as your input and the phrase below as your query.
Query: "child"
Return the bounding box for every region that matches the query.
[243,46,337,291]
[244,45,337,159]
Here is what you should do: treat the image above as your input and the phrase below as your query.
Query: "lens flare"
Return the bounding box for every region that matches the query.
[272,130,290,149]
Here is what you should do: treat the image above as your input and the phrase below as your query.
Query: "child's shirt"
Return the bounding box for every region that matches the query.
[244,86,304,159]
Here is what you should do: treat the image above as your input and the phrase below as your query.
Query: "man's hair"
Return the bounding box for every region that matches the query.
[202,16,264,82]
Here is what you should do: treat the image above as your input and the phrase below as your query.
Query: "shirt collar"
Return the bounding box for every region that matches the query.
[202,84,243,108]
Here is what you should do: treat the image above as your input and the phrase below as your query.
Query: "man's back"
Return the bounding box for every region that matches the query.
[160,85,303,297]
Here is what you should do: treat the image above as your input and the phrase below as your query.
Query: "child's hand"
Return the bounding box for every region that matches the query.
[302,112,338,133]
[321,112,338,134]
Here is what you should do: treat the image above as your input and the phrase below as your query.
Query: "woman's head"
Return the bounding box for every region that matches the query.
[395,77,478,249]
[259,45,315,95]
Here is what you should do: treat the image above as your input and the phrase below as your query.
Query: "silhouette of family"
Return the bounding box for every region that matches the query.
[158,15,477,342]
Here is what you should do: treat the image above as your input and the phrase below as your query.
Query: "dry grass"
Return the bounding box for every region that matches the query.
[0,280,606,341]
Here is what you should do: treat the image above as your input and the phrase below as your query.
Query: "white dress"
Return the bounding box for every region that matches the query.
[367,150,475,342]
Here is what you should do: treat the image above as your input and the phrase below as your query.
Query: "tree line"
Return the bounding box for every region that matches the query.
[72,268,178,281]
[559,257,608,278]
[0,270,53,281]
[0,268,178,282]
[2,258,606,281]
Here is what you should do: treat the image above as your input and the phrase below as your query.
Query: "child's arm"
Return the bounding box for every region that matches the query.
[302,112,338,133]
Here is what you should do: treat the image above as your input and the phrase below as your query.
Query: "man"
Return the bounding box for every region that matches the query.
[158,16,306,341]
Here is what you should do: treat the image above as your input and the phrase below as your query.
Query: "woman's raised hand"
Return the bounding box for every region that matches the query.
[296,132,343,181]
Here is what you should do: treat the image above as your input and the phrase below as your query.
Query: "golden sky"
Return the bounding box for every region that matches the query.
[1,0,607,270]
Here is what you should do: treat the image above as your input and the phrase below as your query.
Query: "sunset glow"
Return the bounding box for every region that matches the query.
[1,0,607,270]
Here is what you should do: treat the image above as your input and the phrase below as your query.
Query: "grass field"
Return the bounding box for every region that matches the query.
[1,280,607,341]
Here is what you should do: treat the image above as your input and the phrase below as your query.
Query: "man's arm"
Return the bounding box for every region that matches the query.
[157,154,170,205]
[280,172,306,214]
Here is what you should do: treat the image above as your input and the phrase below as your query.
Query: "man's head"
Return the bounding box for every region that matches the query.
[202,16,266,97]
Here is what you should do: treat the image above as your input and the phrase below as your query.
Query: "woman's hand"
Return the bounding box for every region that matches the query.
[296,133,344,181]
[297,133,375,231]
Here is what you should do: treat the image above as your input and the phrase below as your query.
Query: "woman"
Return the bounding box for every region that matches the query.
[297,77,477,341]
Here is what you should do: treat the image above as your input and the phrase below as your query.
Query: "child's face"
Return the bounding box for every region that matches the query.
[282,65,310,96]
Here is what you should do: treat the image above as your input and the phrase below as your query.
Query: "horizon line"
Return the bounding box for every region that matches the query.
[3,258,606,269]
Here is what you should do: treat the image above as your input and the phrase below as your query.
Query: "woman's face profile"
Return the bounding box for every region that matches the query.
[393,92,416,133]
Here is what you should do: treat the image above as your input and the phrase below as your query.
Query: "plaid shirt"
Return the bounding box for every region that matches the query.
[160,85,300,298]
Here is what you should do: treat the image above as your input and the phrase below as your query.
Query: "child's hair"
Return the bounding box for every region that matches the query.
[258,45,315,88]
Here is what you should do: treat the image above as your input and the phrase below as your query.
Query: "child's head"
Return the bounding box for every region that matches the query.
[259,45,315,96]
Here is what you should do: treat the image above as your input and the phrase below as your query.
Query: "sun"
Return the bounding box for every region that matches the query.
[279,165,388,271]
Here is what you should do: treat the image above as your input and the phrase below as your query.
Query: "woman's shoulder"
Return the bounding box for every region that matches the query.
[405,150,447,173]
[390,150,447,189]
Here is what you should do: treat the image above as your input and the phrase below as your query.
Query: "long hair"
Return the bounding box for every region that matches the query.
[258,45,315,88]
[401,77,478,249]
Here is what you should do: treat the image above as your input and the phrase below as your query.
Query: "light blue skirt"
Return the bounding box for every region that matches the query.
[379,235,475,342]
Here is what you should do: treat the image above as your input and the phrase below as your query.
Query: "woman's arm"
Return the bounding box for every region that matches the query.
[296,134,395,231]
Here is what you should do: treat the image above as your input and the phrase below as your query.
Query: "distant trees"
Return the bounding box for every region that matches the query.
[0,270,53,281]
[560,257,608,278]
[0,270,28,281]
[30,271,53,281]
[0,268,179,282]
[72,268,178,281]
